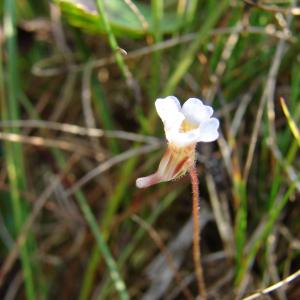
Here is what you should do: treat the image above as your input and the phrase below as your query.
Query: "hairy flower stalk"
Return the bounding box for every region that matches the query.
[189,165,207,300]
[136,96,219,299]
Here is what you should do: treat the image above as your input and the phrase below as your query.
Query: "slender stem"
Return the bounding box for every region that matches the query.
[75,191,129,300]
[95,0,131,81]
[189,166,207,300]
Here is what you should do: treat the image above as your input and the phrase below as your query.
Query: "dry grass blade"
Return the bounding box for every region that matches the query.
[0,154,79,288]
[230,81,258,137]
[3,1,300,299]
[131,214,194,300]
[242,268,300,300]
[3,271,23,300]
[0,131,104,160]
[81,61,102,153]
[31,26,294,77]
[243,0,300,15]
[144,205,213,300]
[0,120,161,144]
[206,173,234,258]
[243,6,292,181]
[205,21,241,102]
[66,143,161,196]
[266,232,288,300]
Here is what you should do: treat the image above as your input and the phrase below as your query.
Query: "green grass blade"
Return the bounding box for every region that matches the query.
[18,114,129,300]
[280,97,300,146]
[75,191,129,300]
[95,0,130,80]
[233,179,247,280]
[18,90,120,299]
[185,0,199,27]
[150,0,164,98]
[2,0,36,298]
[98,189,181,299]
[79,156,138,300]
[236,172,300,284]
[162,0,229,95]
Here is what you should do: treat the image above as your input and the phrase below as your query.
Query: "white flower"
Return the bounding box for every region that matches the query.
[136,96,219,189]
[155,96,219,147]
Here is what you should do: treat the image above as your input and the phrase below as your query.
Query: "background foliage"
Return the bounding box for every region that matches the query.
[1,0,300,299]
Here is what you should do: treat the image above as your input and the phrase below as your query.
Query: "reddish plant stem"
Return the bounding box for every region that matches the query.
[189,166,207,300]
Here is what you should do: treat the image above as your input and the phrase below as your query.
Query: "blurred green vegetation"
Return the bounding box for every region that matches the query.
[1,0,300,299]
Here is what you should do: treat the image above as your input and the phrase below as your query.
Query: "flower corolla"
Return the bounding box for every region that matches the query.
[136,96,219,188]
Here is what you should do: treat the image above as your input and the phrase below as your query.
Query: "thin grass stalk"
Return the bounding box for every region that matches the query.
[79,156,138,300]
[233,178,247,281]
[95,0,131,81]
[75,191,129,300]
[132,214,194,300]
[162,0,229,95]
[150,0,163,99]
[47,149,130,300]
[189,166,207,300]
[2,0,36,298]
[78,2,138,295]
[237,172,300,285]
[184,0,199,28]
[79,249,100,300]
[98,189,182,299]
[91,76,120,154]
[243,267,300,300]
[143,0,164,134]
[284,74,300,163]
[72,32,120,153]
[17,96,128,300]
[280,97,300,146]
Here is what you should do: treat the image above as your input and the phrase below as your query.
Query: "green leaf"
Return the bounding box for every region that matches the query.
[55,0,181,37]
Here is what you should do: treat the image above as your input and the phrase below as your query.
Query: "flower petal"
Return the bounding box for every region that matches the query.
[182,98,213,125]
[196,118,220,142]
[136,173,161,188]
[155,96,181,118]
[168,118,219,146]
[136,145,194,188]
[155,96,183,129]
[167,128,202,147]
